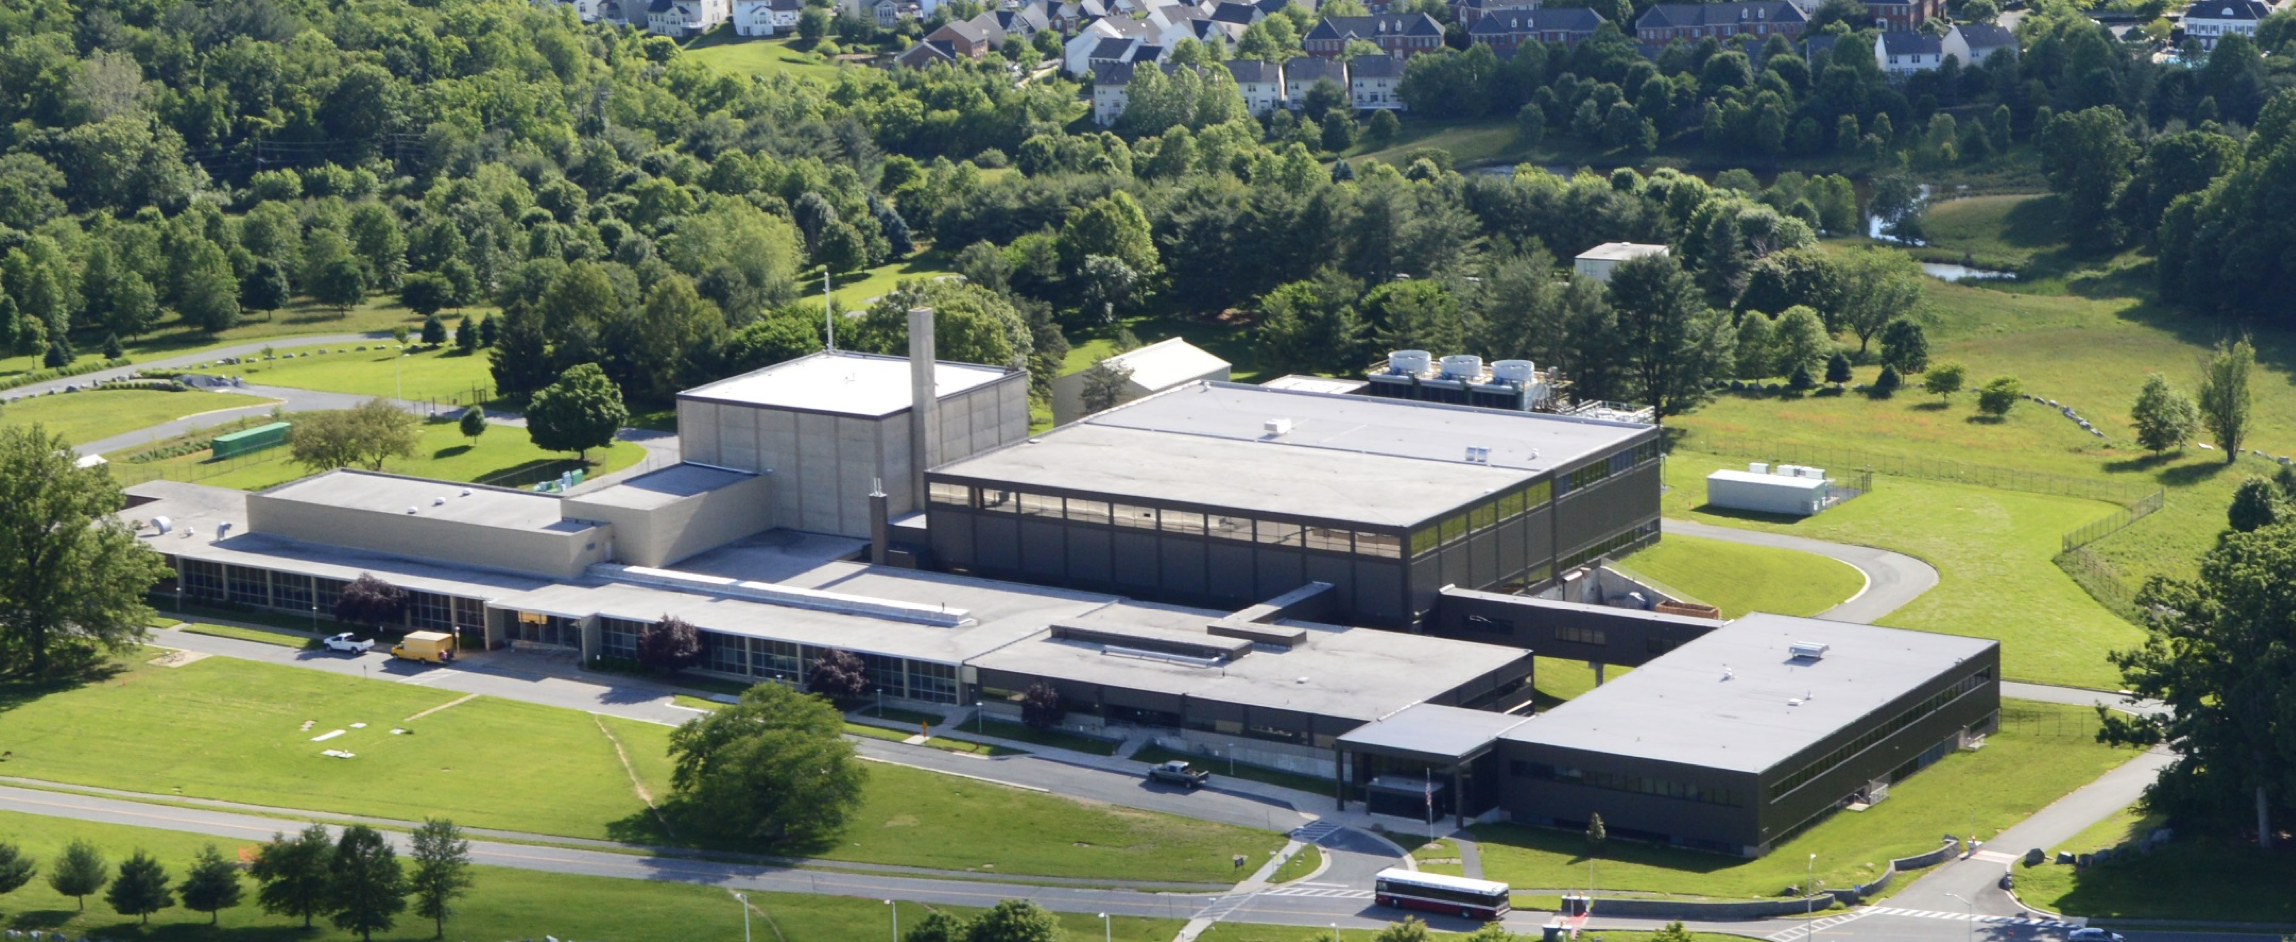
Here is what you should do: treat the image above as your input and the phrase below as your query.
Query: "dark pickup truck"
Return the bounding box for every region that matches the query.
[1147,760,1211,788]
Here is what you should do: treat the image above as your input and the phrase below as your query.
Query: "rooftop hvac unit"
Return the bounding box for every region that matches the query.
[1463,446,1491,464]
[1439,354,1484,380]
[1789,641,1830,660]
[1264,417,1293,437]
[1388,350,1432,375]
[151,515,173,535]
[1749,462,1769,474]
[1492,359,1536,384]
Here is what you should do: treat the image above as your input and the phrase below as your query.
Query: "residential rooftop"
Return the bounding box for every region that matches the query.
[257,470,591,533]
[1500,614,1998,773]
[676,350,1011,418]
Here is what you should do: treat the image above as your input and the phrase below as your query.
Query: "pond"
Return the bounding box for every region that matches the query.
[1920,262,2017,282]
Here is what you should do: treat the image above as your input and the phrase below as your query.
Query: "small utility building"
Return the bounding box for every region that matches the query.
[1574,242,1670,283]
[1705,463,1833,517]
[1049,337,1231,426]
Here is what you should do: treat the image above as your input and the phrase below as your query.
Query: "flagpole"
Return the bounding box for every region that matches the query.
[1424,768,1433,842]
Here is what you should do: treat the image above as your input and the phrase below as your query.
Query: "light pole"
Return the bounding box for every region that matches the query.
[736,892,752,942]
[1944,892,1974,942]
[1330,924,1339,942]
[1099,912,1111,942]
[1804,853,1817,942]
[886,899,899,942]
[977,700,985,735]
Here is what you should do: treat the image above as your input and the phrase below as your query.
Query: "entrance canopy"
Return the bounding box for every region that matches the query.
[1337,702,1534,765]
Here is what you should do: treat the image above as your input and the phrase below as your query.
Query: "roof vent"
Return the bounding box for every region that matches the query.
[1265,417,1293,436]
[1464,446,1491,464]
[434,497,447,506]
[460,488,473,497]
[406,506,420,514]
[1296,676,1310,684]
[1790,641,1830,660]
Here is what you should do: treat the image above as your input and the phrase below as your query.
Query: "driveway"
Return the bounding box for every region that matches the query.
[1664,518,1940,623]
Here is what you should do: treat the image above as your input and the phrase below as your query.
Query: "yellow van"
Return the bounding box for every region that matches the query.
[390,630,458,664]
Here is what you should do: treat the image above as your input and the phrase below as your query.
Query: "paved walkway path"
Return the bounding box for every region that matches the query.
[1663,519,1940,624]
[77,385,444,456]
[8,332,390,401]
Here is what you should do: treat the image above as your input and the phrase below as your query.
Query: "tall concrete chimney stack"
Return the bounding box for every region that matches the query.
[908,307,938,507]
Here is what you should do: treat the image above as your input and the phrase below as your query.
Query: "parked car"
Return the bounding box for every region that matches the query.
[322,633,375,654]
[2068,929,2123,942]
[1147,760,1210,788]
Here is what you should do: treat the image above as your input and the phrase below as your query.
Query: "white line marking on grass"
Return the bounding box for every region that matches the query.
[404,692,479,723]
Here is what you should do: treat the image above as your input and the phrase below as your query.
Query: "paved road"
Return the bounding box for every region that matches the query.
[76,385,448,456]
[1663,519,1940,624]
[8,332,391,401]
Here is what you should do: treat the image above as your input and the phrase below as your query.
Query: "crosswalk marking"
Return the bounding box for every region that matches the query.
[1764,909,1867,940]
[1261,887,1376,900]
[1861,907,2079,929]
[1292,821,1345,846]
[1973,850,2020,863]
[1193,894,1256,921]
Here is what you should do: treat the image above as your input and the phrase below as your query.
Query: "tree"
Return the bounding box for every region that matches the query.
[1787,361,1816,394]
[725,312,821,373]
[1824,352,1853,389]
[102,332,123,360]
[1586,812,1607,849]
[666,681,868,845]
[106,850,173,924]
[2131,373,2200,455]
[798,6,831,42]
[43,341,70,369]
[635,615,701,672]
[106,273,158,339]
[311,256,371,316]
[253,825,335,929]
[1019,680,1064,728]
[458,405,488,444]
[1651,921,1694,942]
[1077,360,1135,415]
[334,573,408,630]
[330,825,407,942]
[526,363,628,463]
[1833,249,1924,356]
[2038,107,2139,249]
[2100,523,2296,848]
[808,648,872,701]
[2197,339,2255,464]
[1976,376,2021,417]
[477,314,498,348]
[409,819,474,940]
[1058,192,1161,284]
[0,841,35,898]
[2228,478,2284,533]
[48,840,108,911]
[1872,364,1903,397]
[1608,254,1735,421]
[488,304,555,398]
[1878,319,1929,373]
[241,259,291,319]
[181,254,244,333]
[965,899,1065,942]
[1373,916,1432,942]
[0,426,170,676]
[455,316,479,352]
[1925,362,1967,401]
[1773,306,1831,378]
[180,843,244,925]
[420,313,447,346]
[908,910,967,942]
[287,400,420,473]
[401,273,454,319]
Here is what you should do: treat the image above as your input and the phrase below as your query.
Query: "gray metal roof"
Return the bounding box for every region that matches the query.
[258,470,592,533]
[677,350,1012,418]
[563,464,758,511]
[1338,703,1536,762]
[931,382,1650,526]
[1501,614,1998,774]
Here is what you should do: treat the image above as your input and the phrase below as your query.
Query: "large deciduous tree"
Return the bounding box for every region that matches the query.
[666,681,867,846]
[409,818,474,940]
[2038,106,2139,249]
[179,843,244,925]
[1832,248,1924,357]
[330,825,407,942]
[333,573,408,630]
[635,615,701,673]
[525,362,628,463]
[1606,253,1736,421]
[251,825,334,929]
[287,399,420,473]
[807,648,871,702]
[2197,339,2255,464]
[2100,522,2296,848]
[2130,372,2199,455]
[0,425,169,677]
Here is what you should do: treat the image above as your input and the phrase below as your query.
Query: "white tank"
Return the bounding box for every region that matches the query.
[1388,350,1432,375]
[1439,355,1484,380]
[1492,359,1536,384]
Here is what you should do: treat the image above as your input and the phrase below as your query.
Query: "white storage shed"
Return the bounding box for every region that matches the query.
[1705,464,1831,517]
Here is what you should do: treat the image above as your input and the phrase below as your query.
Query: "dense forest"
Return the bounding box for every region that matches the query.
[0,0,2292,419]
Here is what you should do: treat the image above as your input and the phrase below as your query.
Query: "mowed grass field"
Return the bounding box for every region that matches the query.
[1469,701,2134,900]
[2010,802,2296,921]
[1663,451,2140,689]
[1613,534,1865,618]
[182,344,496,404]
[0,810,1197,942]
[114,423,648,491]
[682,32,843,83]
[2,389,279,447]
[0,653,1284,883]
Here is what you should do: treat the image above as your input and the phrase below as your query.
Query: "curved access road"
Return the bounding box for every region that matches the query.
[1663,518,1940,624]
[6,331,393,401]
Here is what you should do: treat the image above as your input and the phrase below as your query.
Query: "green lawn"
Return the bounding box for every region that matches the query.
[683,30,844,83]
[0,808,1194,942]
[1531,657,1626,709]
[1470,701,2135,900]
[1270,844,1325,884]
[1662,451,2143,689]
[0,655,1282,883]
[116,422,648,491]
[180,345,496,406]
[844,720,1022,756]
[1611,534,1865,618]
[1132,745,1336,796]
[792,251,965,315]
[1062,313,1259,381]
[0,293,460,388]
[2,389,280,448]
[2010,803,2296,921]
[973,719,1123,756]
[175,622,316,648]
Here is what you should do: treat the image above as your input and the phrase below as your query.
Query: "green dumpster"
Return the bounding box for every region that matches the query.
[211,421,291,459]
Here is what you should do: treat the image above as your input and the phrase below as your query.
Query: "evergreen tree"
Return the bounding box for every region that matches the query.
[420,312,447,345]
[488,305,555,398]
[251,825,334,928]
[455,316,479,352]
[1824,352,1853,388]
[48,840,108,911]
[1872,363,1903,396]
[2227,477,2283,533]
[105,850,173,924]
[458,405,487,443]
[1878,318,1929,372]
[0,840,36,897]
[42,340,70,369]
[179,843,244,925]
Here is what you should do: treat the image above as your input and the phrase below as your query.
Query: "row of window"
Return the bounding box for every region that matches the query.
[1767,666,1992,801]
[630,623,965,704]
[1511,760,1744,808]
[1409,479,1557,556]
[179,560,472,632]
[931,482,1405,559]
[1555,625,1607,646]
[1556,519,1662,570]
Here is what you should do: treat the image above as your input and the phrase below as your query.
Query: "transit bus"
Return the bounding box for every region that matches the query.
[1372,868,1512,920]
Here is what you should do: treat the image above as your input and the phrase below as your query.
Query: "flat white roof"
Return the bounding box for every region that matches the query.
[1259,374,1370,395]
[258,470,591,532]
[1707,469,1830,490]
[564,464,758,511]
[678,350,1010,418]
[1093,337,1230,389]
[1576,242,1671,262]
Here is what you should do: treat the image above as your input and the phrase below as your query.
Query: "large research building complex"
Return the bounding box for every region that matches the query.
[121,323,1999,858]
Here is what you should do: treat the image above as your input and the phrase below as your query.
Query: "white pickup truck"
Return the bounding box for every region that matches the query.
[322,632,375,654]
